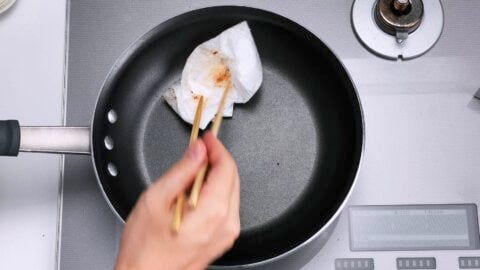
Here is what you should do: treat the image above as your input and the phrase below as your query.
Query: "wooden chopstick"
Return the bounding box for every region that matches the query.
[172,95,204,232]
[189,86,232,207]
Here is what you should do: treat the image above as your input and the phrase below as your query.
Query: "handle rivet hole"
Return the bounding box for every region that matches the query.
[107,163,118,177]
[107,110,117,124]
[104,136,114,150]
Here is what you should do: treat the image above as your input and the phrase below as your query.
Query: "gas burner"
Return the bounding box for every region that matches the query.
[352,0,443,60]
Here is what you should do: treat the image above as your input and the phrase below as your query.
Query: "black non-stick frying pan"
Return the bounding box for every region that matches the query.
[0,6,363,268]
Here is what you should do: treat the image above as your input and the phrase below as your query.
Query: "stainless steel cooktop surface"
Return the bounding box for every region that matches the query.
[60,1,480,269]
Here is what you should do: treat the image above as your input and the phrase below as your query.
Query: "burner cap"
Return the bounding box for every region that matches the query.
[0,0,16,15]
[375,0,424,35]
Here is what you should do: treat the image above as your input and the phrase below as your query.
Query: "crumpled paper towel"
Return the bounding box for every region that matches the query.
[164,21,263,129]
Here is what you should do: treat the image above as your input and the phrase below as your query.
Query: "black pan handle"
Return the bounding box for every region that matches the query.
[0,120,20,156]
[0,120,90,156]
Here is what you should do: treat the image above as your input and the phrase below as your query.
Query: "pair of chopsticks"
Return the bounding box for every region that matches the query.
[172,95,204,232]
[172,86,232,232]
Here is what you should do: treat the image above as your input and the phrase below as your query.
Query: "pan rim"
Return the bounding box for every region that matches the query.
[89,5,366,268]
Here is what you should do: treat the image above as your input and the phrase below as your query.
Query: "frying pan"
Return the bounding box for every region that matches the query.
[0,6,363,268]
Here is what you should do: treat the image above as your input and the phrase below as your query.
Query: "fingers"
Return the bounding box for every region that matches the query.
[150,140,207,203]
[228,173,241,226]
[224,172,241,247]
[199,132,237,205]
[170,132,241,260]
[203,132,231,165]
[205,133,241,242]
[184,133,240,235]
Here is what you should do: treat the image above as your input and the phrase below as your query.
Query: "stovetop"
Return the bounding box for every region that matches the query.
[60,1,480,269]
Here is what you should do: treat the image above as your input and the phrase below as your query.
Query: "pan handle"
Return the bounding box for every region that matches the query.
[0,120,90,156]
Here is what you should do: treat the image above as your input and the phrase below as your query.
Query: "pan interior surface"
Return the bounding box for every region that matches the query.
[92,6,362,266]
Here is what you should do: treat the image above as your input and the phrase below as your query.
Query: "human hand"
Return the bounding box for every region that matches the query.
[115,132,241,270]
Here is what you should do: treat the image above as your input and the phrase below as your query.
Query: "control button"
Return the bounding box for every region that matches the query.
[397,257,436,269]
[459,257,480,269]
[335,258,374,270]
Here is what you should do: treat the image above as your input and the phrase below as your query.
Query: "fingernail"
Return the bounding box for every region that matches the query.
[186,141,203,162]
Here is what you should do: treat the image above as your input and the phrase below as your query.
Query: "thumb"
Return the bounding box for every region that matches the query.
[151,139,207,203]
